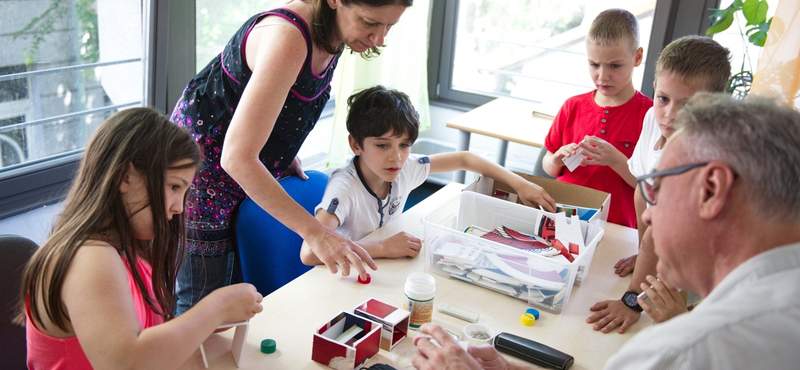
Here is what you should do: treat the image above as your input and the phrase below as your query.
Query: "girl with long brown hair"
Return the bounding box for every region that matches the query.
[19,107,262,369]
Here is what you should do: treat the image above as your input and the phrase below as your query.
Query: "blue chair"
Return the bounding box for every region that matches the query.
[235,170,329,296]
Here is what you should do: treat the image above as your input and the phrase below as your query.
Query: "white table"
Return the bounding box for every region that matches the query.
[183,183,649,369]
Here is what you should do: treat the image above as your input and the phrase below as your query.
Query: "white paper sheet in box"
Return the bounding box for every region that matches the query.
[422,192,604,313]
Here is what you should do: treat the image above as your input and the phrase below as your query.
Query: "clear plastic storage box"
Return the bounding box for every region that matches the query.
[422,192,604,313]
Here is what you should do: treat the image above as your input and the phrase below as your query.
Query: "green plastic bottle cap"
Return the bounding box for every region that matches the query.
[261,339,277,354]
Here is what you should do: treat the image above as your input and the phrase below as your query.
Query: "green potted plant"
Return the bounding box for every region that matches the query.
[705,0,772,99]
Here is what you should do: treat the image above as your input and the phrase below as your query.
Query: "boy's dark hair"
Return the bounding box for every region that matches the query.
[587,8,640,53]
[346,85,420,148]
[655,35,731,93]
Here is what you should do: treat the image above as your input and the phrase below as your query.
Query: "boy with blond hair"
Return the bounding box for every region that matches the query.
[543,8,653,229]
[300,85,556,270]
[587,35,731,334]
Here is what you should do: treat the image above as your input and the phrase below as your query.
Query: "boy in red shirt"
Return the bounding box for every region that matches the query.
[543,8,652,228]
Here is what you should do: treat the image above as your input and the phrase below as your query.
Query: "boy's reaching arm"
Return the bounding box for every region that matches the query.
[429,151,556,212]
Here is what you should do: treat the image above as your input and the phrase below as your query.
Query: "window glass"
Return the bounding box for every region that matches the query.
[0,0,143,171]
[196,0,286,73]
[449,0,655,106]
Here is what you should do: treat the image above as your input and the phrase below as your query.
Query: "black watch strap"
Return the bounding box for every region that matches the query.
[621,291,643,312]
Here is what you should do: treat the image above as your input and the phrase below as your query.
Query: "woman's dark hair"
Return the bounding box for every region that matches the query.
[346,85,419,146]
[312,0,413,59]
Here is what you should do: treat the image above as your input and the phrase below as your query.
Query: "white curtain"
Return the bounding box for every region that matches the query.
[750,0,800,110]
[326,0,432,168]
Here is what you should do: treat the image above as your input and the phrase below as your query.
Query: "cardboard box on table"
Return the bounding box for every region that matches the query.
[354,298,410,351]
[312,312,382,370]
[422,191,604,313]
[463,172,610,230]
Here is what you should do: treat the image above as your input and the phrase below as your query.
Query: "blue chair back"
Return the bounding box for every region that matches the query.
[235,170,328,296]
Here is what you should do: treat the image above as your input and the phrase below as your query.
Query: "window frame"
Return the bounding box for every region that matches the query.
[0,0,190,219]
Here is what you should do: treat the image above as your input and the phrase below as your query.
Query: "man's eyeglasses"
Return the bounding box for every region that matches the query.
[636,163,709,205]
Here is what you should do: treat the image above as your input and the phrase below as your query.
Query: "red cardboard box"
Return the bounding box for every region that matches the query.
[312,312,382,370]
[354,298,410,351]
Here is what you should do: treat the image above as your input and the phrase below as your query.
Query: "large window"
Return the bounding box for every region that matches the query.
[0,0,144,217]
[432,0,657,107]
[195,1,285,73]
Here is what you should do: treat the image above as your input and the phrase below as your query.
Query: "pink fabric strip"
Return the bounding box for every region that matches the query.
[220,50,241,85]
[290,79,332,102]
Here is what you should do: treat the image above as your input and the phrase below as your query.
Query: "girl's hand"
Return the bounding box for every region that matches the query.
[209,283,264,323]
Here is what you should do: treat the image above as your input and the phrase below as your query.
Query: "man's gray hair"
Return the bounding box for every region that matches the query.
[674,93,800,222]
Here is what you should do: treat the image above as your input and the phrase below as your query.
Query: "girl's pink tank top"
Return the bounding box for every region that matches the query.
[26,256,164,369]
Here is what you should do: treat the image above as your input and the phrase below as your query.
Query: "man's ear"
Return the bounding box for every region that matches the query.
[327,0,339,10]
[698,162,736,220]
[348,135,362,156]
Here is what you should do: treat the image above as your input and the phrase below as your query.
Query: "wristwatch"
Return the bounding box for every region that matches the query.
[621,291,643,312]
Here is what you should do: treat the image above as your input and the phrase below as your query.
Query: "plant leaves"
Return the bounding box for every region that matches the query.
[706,7,734,35]
[742,0,768,26]
[746,18,772,47]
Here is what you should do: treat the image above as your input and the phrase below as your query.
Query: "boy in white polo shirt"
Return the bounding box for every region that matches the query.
[587,36,731,334]
[300,85,556,268]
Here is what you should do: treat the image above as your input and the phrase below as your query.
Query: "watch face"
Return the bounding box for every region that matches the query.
[623,292,637,306]
[622,291,643,311]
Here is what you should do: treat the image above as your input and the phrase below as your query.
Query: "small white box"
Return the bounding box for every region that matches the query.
[354,298,410,351]
[422,192,604,313]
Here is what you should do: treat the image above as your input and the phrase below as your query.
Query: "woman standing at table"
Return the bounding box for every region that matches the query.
[170,0,412,314]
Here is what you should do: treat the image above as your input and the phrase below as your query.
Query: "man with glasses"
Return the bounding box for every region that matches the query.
[606,93,800,369]
[412,93,800,370]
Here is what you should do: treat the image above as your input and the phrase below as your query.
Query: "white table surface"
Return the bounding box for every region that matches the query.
[182,183,650,370]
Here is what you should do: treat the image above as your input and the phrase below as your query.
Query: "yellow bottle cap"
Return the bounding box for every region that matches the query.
[520,313,536,326]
